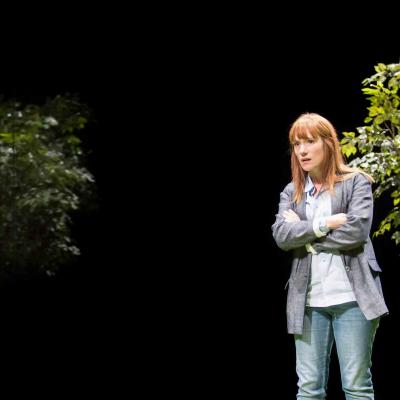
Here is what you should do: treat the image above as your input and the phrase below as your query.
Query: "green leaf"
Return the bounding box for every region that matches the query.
[361,88,378,95]
[0,94,97,274]
[342,131,356,138]
[342,143,357,158]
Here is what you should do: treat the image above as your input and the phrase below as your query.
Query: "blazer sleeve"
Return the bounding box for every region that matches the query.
[312,173,373,253]
[271,183,318,251]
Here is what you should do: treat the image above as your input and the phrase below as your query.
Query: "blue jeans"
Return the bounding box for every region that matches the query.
[294,301,379,399]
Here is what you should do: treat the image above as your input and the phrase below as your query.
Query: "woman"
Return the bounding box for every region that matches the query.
[272,113,388,399]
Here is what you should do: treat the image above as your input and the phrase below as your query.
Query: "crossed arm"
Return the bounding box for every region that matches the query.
[271,174,373,253]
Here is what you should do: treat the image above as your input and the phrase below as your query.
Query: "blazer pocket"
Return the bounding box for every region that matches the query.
[368,258,382,272]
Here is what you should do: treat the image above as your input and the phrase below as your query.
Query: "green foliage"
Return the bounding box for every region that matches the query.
[340,62,400,245]
[0,94,96,275]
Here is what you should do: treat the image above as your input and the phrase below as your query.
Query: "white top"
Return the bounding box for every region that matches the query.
[304,176,356,307]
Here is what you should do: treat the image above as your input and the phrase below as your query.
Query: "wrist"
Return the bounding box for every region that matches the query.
[319,218,330,233]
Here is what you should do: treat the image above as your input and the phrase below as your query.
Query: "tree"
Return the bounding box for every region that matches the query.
[340,62,400,245]
[0,94,96,276]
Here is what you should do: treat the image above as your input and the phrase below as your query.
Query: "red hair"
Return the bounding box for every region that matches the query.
[288,113,372,203]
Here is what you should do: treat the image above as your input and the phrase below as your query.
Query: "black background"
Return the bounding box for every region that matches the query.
[0,22,133,396]
[1,12,399,399]
[180,27,400,399]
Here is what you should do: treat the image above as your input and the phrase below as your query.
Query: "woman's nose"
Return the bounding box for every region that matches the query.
[299,144,307,154]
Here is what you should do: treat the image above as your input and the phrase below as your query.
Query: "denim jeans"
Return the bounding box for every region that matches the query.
[294,301,379,399]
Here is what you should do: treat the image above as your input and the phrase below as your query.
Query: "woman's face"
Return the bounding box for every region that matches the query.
[293,133,324,176]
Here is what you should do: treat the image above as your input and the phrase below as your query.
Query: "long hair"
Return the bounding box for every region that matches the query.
[288,112,373,203]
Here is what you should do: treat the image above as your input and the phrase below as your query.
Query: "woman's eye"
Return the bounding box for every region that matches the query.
[307,139,314,144]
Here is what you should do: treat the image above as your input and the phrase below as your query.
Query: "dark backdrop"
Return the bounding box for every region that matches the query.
[0,38,132,396]
[187,35,399,399]
[1,19,398,399]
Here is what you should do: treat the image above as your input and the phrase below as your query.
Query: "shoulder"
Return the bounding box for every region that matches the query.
[353,172,373,189]
[341,172,373,200]
[282,181,295,194]
[342,171,372,186]
[279,182,295,202]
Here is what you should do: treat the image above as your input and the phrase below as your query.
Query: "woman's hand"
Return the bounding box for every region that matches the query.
[326,213,347,229]
[283,209,300,222]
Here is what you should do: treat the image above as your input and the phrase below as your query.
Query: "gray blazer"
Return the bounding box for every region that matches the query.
[272,173,389,335]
